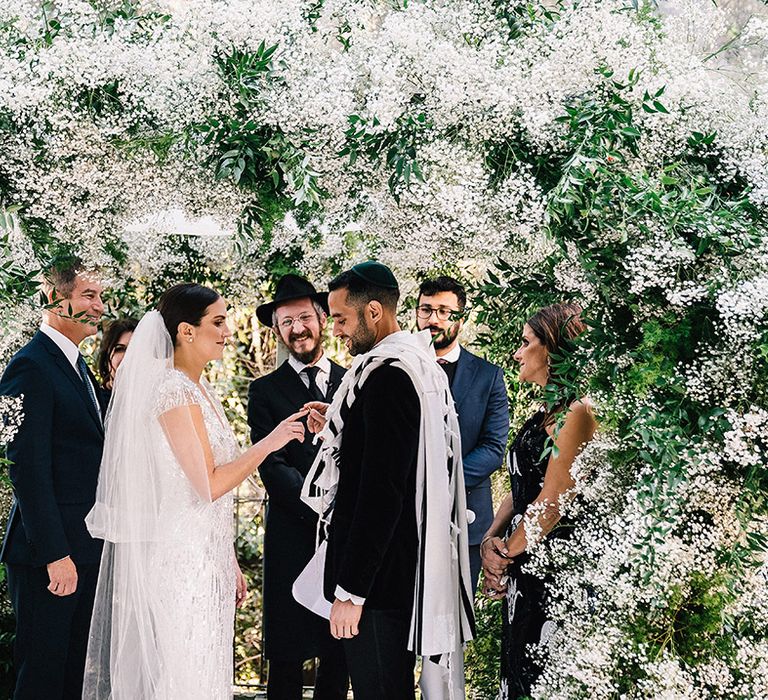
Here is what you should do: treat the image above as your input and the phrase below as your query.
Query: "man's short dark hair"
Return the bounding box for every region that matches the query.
[39,256,84,304]
[328,270,400,312]
[418,276,467,310]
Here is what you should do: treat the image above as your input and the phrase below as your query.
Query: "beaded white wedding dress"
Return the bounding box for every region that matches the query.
[144,369,238,699]
[83,312,251,700]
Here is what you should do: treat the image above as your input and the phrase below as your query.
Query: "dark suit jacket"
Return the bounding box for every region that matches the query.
[247,358,345,660]
[323,364,420,614]
[0,331,105,567]
[452,347,509,545]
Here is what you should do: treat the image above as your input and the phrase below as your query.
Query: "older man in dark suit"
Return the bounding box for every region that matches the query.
[248,275,348,700]
[1,259,106,699]
[416,276,509,594]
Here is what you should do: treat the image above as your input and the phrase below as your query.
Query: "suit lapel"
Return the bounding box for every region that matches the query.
[37,332,104,434]
[275,357,347,405]
[451,348,478,411]
[274,360,313,407]
[326,362,346,401]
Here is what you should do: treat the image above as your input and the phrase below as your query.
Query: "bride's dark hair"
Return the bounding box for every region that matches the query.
[157,283,220,345]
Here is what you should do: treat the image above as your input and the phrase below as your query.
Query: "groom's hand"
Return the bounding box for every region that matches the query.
[47,555,78,596]
[330,598,362,639]
[303,401,329,434]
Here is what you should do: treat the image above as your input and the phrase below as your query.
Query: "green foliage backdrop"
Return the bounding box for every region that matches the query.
[1,1,768,698]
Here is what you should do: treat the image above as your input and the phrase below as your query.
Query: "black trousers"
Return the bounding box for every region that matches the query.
[343,609,415,700]
[6,562,99,700]
[267,641,349,700]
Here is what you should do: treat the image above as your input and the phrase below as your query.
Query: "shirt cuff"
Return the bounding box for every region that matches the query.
[335,585,365,606]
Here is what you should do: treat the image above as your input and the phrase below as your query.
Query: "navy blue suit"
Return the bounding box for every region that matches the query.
[450,347,509,592]
[0,331,105,699]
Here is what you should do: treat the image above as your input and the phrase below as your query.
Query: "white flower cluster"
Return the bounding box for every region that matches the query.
[683,272,768,406]
[1,1,767,697]
[624,237,697,296]
[0,394,24,447]
[722,406,768,469]
[0,300,42,367]
[1,0,765,292]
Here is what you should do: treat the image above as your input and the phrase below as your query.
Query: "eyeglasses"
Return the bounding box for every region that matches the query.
[415,305,464,322]
[277,313,316,329]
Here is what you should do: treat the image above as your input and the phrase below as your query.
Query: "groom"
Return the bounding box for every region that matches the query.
[302,262,474,699]
[0,259,106,699]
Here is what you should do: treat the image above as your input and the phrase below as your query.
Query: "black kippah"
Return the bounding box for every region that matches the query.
[349,261,399,290]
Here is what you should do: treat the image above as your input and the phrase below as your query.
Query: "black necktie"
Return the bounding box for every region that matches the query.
[303,366,325,402]
[437,358,457,385]
[77,355,102,424]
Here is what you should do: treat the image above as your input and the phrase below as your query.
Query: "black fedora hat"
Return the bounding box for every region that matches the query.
[256,274,329,327]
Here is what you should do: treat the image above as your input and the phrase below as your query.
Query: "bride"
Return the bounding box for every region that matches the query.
[82,283,307,699]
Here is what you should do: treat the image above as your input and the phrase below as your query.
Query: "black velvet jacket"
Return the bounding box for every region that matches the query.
[323,363,421,614]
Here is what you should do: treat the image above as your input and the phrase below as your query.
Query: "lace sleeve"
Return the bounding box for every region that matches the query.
[153,371,200,417]
[154,372,212,502]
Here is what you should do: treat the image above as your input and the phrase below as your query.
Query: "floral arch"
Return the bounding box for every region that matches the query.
[1,0,767,696]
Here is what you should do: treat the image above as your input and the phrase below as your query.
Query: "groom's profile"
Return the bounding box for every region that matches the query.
[303,262,473,700]
[315,262,421,698]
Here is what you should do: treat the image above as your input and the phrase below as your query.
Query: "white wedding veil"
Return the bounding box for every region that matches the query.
[83,310,215,699]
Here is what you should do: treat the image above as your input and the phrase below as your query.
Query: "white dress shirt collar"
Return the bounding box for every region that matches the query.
[439,343,462,364]
[288,352,331,377]
[40,323,80,369]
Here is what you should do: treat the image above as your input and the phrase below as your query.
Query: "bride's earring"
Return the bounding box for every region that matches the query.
[188,336,193,343]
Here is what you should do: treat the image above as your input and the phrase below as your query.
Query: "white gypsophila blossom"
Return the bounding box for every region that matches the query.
[1,0,766,288]
[553,242,599,305]
[683,275,768,406]
[726,526,768,633]
[636,654,701,700]
[0,394,24,447]
[732,636,768,698]
[0,300,41,368]
[1,2,768,696]
[716,276,768,346]
[0,207,38,276]
[665,281,709,309]
[568,432,625,506]
[722,406,768,469]
[624,237,697,296]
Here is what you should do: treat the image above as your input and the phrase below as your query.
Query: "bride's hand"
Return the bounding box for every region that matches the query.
[266,409,308,451]
[235,564,248,608]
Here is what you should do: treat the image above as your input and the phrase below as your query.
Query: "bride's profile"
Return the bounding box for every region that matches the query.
[82,283,306,699]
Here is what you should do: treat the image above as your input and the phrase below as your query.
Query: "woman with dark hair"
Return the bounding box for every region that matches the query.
[481,303,597,699]
[97,317,138,395]
[83,283,308,699]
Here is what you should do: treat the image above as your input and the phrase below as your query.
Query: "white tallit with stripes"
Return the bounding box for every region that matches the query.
[301,329,474,670]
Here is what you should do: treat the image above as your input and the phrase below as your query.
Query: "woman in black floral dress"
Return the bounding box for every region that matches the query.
[480,304,597,699]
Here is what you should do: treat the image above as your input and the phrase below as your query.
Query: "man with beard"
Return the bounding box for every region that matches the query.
[416,276,509,593]
[300,262,474,699]
[247,274,348,700]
